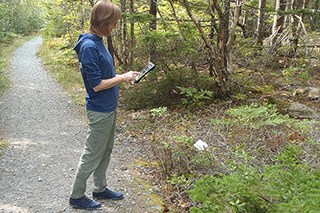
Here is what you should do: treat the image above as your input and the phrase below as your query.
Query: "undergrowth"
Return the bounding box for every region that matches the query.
[0,139,8,156]
[134,104,320,212]
[38,36,86,107]
[188,146,320,213]
[0,34,29,95]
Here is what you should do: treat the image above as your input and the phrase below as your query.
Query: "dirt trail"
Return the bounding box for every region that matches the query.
[0,37,160,213]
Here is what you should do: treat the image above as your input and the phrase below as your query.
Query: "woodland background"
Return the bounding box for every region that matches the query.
[1,0,320,212]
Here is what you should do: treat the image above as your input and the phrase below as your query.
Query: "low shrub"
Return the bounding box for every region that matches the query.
[188,145,320,213]
[137,103,319,211]
[39,37,85,106]
[121,66,215,109]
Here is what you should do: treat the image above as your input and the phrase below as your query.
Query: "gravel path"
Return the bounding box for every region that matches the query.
[0,37,160,213]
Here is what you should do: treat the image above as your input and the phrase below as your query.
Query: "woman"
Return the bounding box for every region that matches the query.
[69,0,138,210]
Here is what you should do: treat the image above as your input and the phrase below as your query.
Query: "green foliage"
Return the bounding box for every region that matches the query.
[150,107,168,117]
[168,173,193,188]
[0,36,33,95]
[188,145,320,213]
[121,72,179,109]
[177,86,213,107]
[123,12,154,23]
[0,58,9,95]
[39,38,85,106]
[0,139,8,156]
[0,0,43,43]
[42,0,90,39]
[226,104,312,133]
[282,66,311,84]
[121,67,185,109]
[142,102,319,203]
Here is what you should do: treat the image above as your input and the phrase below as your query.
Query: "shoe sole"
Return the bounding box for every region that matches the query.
[70,204,101,210]
[93,196,124,201]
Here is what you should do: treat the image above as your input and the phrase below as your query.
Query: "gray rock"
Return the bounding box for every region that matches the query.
[294,87,320,100]
[288,102,318,119]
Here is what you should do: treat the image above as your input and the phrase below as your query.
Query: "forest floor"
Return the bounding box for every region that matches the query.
[1,36,319,213]
[0,37,163,212]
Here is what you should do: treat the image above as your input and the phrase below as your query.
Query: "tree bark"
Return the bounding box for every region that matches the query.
[213,0,231,96]
[255,0,267,45]
[107,36,123,65]
[129,0,135,65]
[120,0,129,65]
[168,0,180,25]
[149,0,157,62]
[227,0,242,74]
[180,0,233,96]
[311,0,319,30]
[88,0,94,6]
[271,0,286,47]
[290,0,300,57]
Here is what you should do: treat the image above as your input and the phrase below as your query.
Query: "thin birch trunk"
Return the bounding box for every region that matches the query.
[255,0,267,45]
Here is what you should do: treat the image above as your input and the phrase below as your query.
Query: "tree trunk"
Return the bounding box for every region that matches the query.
[290,0,309,56]
[183,0,232,95]
[168,0,180,25]
[129,0,135,65]
[255,0,267,45]
[227,0,242,74]
[311,0,319,30]
[107,36,123,65]
[272,0,286,35]
[209,3,218,77]
[290,0,300,57]
[149,0,157,62]
[88,0,94,6]
[237,9,248,38]
[120,0,129,65]
[270,0,286,52]
[210,0,231,96]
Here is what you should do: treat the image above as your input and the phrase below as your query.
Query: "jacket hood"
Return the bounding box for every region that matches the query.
[73,34,102,54]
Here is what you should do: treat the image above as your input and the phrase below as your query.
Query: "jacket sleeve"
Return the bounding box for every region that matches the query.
[79,44,102,89]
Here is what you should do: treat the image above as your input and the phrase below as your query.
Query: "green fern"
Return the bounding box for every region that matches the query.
[226,104,312,132]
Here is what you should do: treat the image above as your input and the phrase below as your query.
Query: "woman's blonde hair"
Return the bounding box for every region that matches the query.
[89,0,121,37]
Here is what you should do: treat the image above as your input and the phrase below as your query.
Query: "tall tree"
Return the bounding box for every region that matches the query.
[270,0,286,50]
[181,0,233,96]
[120,0,129,65]
[211,0,231,96]
[227,0,242,74]
[129,0,135,65]
[88,0,94,6]
[149,0,157,62]
[255,0,267,45]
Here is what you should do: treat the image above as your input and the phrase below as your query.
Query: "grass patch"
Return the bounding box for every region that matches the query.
[133,175,165,210]
[129,103,320,211]
[0,139,8,156]
[0,35,35,95]
[38,37,85,107]
[188,147,320,213]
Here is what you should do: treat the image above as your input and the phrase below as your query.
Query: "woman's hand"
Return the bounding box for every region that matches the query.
[119,71,140,83]
[93,71,140,92]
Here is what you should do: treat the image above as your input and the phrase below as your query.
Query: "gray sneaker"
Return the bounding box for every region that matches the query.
[93,188,124,200]
[69,196,101,209]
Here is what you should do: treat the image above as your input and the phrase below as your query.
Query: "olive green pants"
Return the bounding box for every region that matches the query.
[70,110,116,199]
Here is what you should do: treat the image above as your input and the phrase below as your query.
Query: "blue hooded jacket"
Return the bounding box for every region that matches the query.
[73,34,119,112]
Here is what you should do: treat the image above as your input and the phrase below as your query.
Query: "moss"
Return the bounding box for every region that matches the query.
[0,139,8,156]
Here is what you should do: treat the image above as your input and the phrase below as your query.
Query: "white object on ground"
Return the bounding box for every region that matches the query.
[194,140,208,151]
